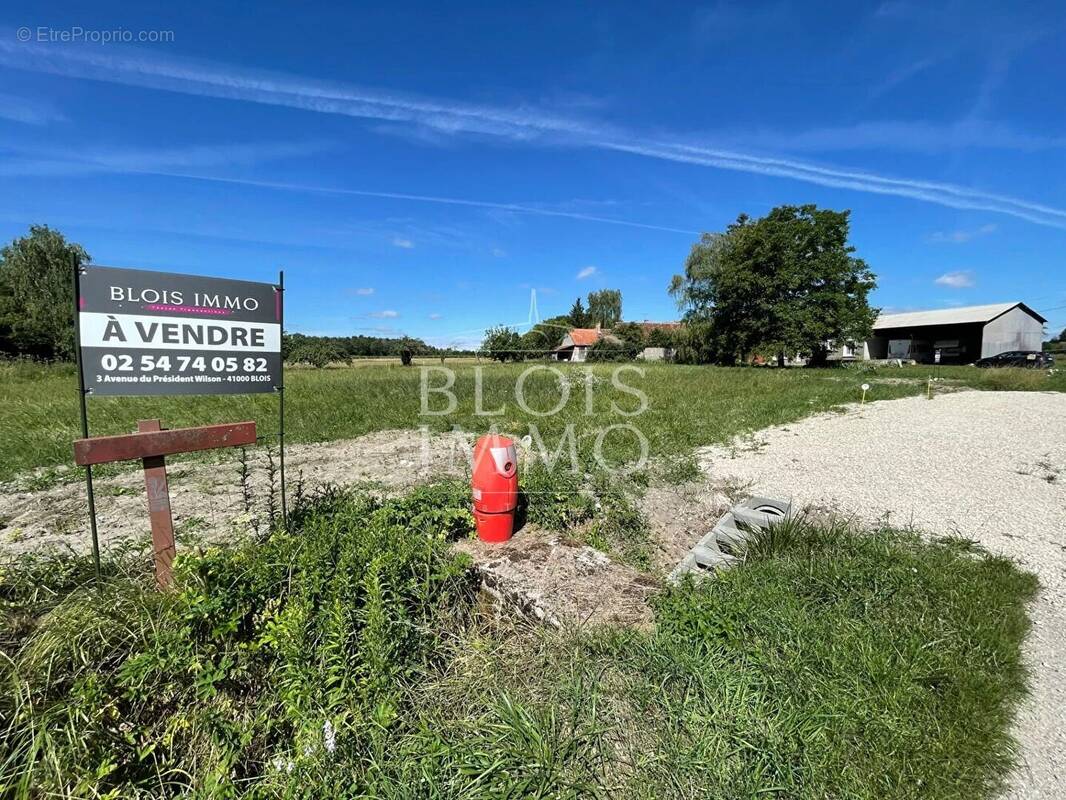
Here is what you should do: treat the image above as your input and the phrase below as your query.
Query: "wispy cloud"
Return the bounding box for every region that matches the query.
[0,140,330,177]
[927,223,998,244]
[428,313,443,320]
[352,287,375,295]
[935,270,976,288]
[108,170,701,235]
[0,92,66,125]
[869,54,948,99]
[576,266,598,280]
[391,237,414,249]
[4,39,1066,229]
[369,309,399,318]
[714,120,1066,154]
[491,247,507,257]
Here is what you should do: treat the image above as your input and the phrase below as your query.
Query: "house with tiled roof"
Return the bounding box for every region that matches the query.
[552,326,619,362]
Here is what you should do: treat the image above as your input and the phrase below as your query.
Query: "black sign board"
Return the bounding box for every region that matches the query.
[77,265,282,396]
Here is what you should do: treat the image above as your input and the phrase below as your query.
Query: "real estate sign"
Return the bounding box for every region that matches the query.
[77,266,282,395]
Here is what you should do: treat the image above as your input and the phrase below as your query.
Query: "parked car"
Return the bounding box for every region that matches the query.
[974,351,1055,368]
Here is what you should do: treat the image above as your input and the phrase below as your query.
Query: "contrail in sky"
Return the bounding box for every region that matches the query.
[2,37,1065,229]
[132,170,701,235]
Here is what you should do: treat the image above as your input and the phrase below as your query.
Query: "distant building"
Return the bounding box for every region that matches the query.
[635,321,682,362]
[553,321,683,362]
[830,302,1046,364]
[553,327,616,362]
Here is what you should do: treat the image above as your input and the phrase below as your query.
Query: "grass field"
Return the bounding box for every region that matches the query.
[0,360,1053,797]
[0,484,1038,798]
[2,359,1062,483]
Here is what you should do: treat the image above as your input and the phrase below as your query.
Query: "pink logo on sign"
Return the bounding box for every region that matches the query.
[144,304,232,316]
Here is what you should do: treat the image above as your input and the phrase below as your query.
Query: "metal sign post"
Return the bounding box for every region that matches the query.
[275,269,287,525]
[73,264,285,577]
[72,256,101,577]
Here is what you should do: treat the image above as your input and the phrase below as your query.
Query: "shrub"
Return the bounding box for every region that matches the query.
[288,341,348,368]
[0,484,477,797]
[586,337,638,362]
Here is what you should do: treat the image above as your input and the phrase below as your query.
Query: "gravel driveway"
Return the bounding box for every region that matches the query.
[698,390,1066,799]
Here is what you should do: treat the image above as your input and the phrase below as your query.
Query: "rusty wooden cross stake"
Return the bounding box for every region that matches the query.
[73,419,257,588]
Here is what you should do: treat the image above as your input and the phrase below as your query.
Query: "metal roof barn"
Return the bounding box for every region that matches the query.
[867,302,1046,364]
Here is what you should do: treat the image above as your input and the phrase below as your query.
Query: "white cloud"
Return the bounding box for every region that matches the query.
[927,223,998,243]
[7,40,1066,229]
[0,140,333,178]
[576,265,598,280]
[491,247,507,257]
[717,120,1066,154]
[935,270,976,288]
[428,313,443,320]
[369,309,400,318]
[392,237,414,249]
[353,287,375,295]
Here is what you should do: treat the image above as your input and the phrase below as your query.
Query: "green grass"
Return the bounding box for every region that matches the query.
[0,483,1039,799]
[2,359,1062,483]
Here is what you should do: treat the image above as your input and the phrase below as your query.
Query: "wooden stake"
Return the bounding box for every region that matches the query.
[137,420,176,588]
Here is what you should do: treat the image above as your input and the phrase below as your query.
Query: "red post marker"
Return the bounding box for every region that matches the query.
[471,434,518,543]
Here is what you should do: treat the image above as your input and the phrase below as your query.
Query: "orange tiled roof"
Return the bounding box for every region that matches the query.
[568,328,601,346]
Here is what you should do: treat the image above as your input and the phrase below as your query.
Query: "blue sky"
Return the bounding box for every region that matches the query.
[1,0,1064,347]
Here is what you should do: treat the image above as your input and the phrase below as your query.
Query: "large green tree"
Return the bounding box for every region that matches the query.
[670,205,877,365]
[586,289,622,328]
[520,315,571,357]
[567,297,588,327]
[481,325,523,362]
[0,226,90,360]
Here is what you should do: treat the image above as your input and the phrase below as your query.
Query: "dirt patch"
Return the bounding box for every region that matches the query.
[453,526,657,629]
[638,480,737,573]
[0,429,474,556]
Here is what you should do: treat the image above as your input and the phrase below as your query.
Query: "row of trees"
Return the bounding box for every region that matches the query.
[0,226,466,367]
[481,205,877,367]
[568,289,622,329]
[283,332,465,368]
[480,315,683,364]
[480,288,633,362]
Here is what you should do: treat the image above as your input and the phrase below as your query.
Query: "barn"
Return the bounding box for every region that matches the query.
[857,302,1047,364]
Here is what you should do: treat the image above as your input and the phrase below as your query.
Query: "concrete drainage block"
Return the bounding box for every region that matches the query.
[668,495,793,583]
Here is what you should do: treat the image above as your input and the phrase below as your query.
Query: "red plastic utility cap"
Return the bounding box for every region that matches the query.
[471,434,518,542]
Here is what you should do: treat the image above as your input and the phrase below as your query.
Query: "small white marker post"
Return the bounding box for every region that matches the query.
[860,382,870,406]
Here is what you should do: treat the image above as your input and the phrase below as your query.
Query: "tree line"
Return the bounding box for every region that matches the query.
[18,207,1035,370]
[480,287,683,362]
[481,204,880,366]
[283,332,468,368]
[0,225,464,366]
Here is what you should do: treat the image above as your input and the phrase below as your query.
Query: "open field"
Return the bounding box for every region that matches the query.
[2,360,1063,484]
[1,361,1062,798]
